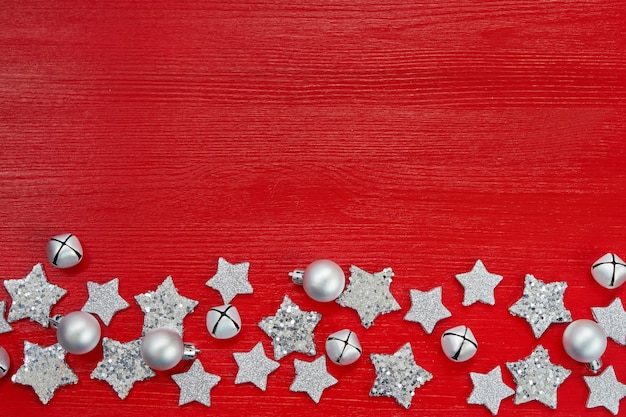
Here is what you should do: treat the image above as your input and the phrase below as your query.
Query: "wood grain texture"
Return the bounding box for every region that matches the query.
[1,1,626,416]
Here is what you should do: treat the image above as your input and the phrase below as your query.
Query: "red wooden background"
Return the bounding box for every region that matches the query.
[1,1,625,416]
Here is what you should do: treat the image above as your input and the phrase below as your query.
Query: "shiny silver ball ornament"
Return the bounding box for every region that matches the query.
[141,328,185,371]
[47,233,83,269]
[54,311,101,354]
[591,253,626,289]
[290,260,345,302]
[441,325,478,362]
[207,304,241,339]
[563,319,607,373]
[325,329,362,365]
[0,346,9,378]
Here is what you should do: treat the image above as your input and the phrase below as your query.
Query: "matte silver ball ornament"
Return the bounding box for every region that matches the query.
[290,260,345,302]
[441,325,478,362]
[562,319,607,373]
[206,304,241,339]
[56,311,101,354]
[325,329,362,365]
[46,233,83,269]
[141,328,184,371]
[591,253,626,289]
[0,346,9,378]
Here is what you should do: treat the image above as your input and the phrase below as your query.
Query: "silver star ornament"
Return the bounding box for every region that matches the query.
[91,337,155,399]
[584,365,626,415]
[592,297,626,345]
[456,259,503,306]
[206,257,253,304]
[12,341,78,404]
[234,342,280,391]
[506,345,571,409]
[135,276,199,336]
[290,356,338,403]
[468,366,514,415]
[336,265,400,328]
[172,359,221,407]
[259,295,321,360]
[4,263,66,327]
[370,342,433,409]
[0,300,12,333]
[404,287,451,334]
[509,274,571,338]
[82,278,129,325]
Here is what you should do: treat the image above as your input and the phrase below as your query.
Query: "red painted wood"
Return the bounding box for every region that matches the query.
[1,1,626,416]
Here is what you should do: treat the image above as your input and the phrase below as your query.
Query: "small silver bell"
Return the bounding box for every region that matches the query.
[591,253,626,289]
[46,233,83,269]
[140,328,199,371]
[290,260,345,302]
[325,329,362,365]
[0,346,9,378]
[441,325,478,362]
[206,304,241,339]
[562,319,607,373]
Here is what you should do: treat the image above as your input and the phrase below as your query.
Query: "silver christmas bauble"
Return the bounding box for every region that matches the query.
[303,260,345,302]
[562,319,607,363]
[325,329,362,365]
[591,253,626,289]
[441,325,478,362]
[57,311,101,354]
[141,328,184,371]
[0,346,9,378]
[46,233,83,269]
[206,304,241,339]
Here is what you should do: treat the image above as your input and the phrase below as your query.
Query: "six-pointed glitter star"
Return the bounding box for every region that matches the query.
[584,365,626,415]
[404,286,451,334]
[290,355,338,403]
[91,337,155,399]
[468,366,514,415]
[206,257,253,304]
[506,345,571,409]
[135,276,199,336]
[3,263,67,327]
[234,342,280,391]
[0,300,12,333]
[259,295,322,360]
[172,359,221,407]
[82,278,130,326]
[592,297,626,345]
[370,342,433,409]
[12,341,78,404]
[456,259,503,306]
[335,265,400,328]
[509,274,572,338]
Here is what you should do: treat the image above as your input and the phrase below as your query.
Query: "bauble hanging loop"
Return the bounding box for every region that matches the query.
[140,328,199,371]
[562,319,607,373]
[290,260,345,302]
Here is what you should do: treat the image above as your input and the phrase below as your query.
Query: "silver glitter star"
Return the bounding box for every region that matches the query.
[91,337,155,399]
[468,366,514,415]
[0,300,12,333]
[4,263,67,327]
[584,365,626,415]
[506,345,571,409]
[456,259,503,306]
[290,355,337,403]
[592,298,626,345]
[258,295,321,360]
[82,278,129,326]
[12,341,78,404]
[336,265,401,328]
[206,257,253,304]
[234,342,280,391]
[370,343,433,409]
[509,274,572,338]
[172,359,221,407]
[404,287,451,334]
[135,276,199,336]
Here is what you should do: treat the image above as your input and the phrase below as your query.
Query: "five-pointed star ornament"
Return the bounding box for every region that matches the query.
[12,341,78,404]
[370,343,433,409]
[335,265,401,328]
[468,366,515,415]
[135,276,199,336]
[0,300,12,333]
[172,359,221,407]
[233,342,280,391]
[509,274,572,338]
[206,257,253,304]
[290,356,338,403]
[404,287,451,334]
[584,365,626,415]
[3,263,67,327]
[456,259,503,306]
[591,297,626,345]
[82,278,129,326]
[91,337,155,399]
[258,295,322,360]
[506,345,571,409]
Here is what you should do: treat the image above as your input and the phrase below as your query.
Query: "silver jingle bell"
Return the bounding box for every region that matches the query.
[591,253,626,289]
[0,346,9,378]
[52,311,101,355]
[206,304,241,339]
[325,329,362,365]
[441,325,478,362]
[290,260,345,302]
[46,233,83,269]
[141,328,199,371]
[562,319,607,373]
